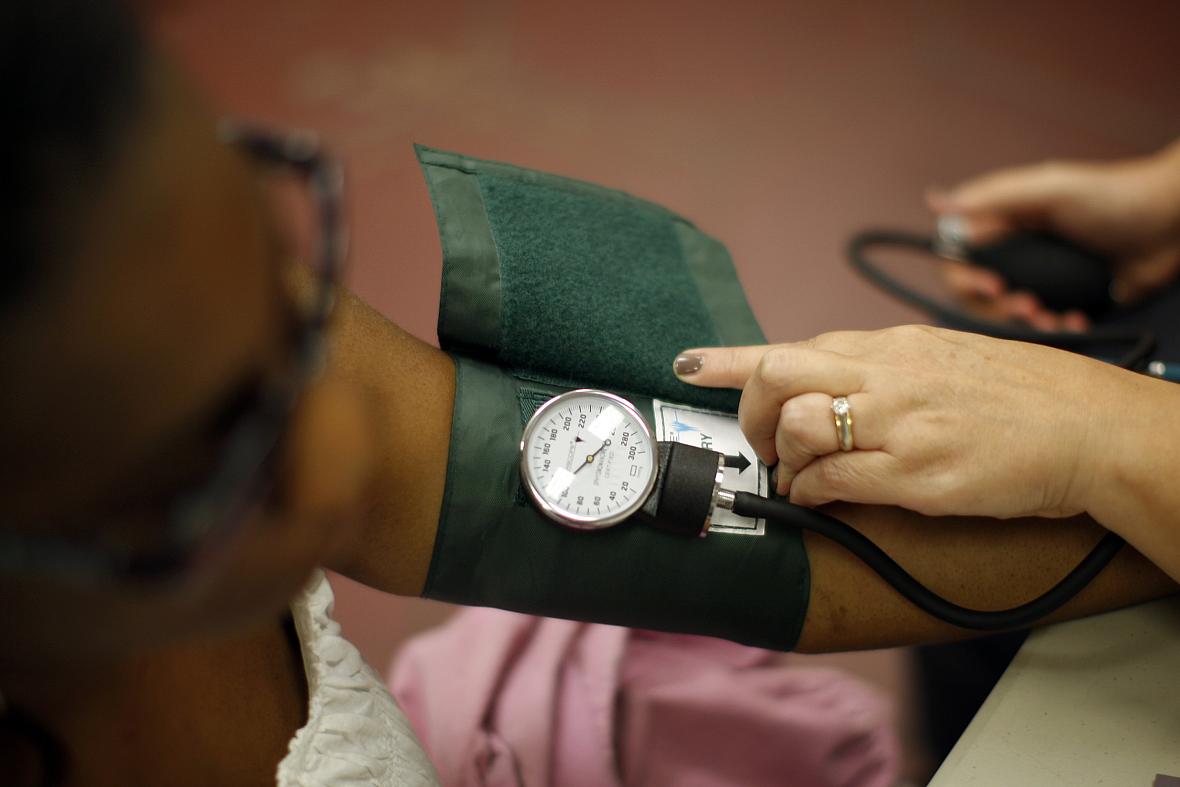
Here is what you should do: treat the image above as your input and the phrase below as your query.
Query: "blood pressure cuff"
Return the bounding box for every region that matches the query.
[417,146,809,650]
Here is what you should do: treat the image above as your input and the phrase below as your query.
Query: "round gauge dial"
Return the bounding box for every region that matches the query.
[519,390,659,530]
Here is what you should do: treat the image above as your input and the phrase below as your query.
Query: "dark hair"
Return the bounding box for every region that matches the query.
[0,6,147,782]
[0,0,148,310]
[0,704,66,787]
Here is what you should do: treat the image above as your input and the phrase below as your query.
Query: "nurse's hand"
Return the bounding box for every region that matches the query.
[931,141,1180,331]
[673,326,1131,519]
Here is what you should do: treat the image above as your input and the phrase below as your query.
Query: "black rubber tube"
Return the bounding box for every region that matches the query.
[846,230,1156,370]
[731,492,1126,631]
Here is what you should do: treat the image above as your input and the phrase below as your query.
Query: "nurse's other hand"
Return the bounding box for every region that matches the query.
[673,326,1127,520]
[929,143,1180,329]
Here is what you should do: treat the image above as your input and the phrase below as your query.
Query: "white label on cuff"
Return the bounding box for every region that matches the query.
[652,399,766,536]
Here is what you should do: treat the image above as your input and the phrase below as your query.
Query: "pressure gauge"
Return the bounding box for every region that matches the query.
[519,390,659,530]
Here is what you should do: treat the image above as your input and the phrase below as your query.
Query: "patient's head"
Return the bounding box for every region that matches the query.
[0,0,373,665]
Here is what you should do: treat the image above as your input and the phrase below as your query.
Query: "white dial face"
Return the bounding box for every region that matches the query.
[520,390,658,529]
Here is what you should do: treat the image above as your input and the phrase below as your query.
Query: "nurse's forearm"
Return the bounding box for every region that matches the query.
[1081,371,1180,584]
[325,289,1177,646]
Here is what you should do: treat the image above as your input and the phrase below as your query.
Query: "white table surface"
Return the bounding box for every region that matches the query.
[929,596,1180,787]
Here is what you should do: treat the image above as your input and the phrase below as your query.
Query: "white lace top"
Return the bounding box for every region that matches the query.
[275,570,441,786]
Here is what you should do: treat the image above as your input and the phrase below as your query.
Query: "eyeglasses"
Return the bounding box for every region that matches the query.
[0,121,346,584]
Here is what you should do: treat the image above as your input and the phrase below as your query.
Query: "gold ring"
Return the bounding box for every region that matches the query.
[831,396,854,452]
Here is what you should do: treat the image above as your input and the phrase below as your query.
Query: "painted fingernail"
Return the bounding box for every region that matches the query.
[673,353,703,377]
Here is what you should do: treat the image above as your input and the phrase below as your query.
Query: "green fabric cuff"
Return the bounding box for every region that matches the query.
[426,356,808,650]
[417,146,809,650]
[419,144,764,412]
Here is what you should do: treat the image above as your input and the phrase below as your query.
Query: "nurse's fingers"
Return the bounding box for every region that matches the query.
[787,449,903,509]
[674,334,876,390]
[942,259,1005,300]
[738,348,868,466]
[673,345,779,389]
[942,163,1069,221]
[772,392,879,496]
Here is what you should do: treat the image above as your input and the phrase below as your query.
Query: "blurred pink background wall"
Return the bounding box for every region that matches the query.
[152,0,1180,777]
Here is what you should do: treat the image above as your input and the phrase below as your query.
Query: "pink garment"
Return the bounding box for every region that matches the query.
[389,609,897,787]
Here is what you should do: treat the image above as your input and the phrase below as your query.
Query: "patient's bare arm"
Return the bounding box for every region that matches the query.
[325,289,1178,649]
[321,286,456,597]
[797,504,1177,652]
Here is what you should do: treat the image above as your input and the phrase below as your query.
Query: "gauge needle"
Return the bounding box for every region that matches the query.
[573,438,610,474]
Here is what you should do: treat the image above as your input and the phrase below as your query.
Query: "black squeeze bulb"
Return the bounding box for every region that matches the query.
[966,231,1114,319]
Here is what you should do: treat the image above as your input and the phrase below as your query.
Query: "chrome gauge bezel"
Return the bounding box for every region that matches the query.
[518,389,660,530]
